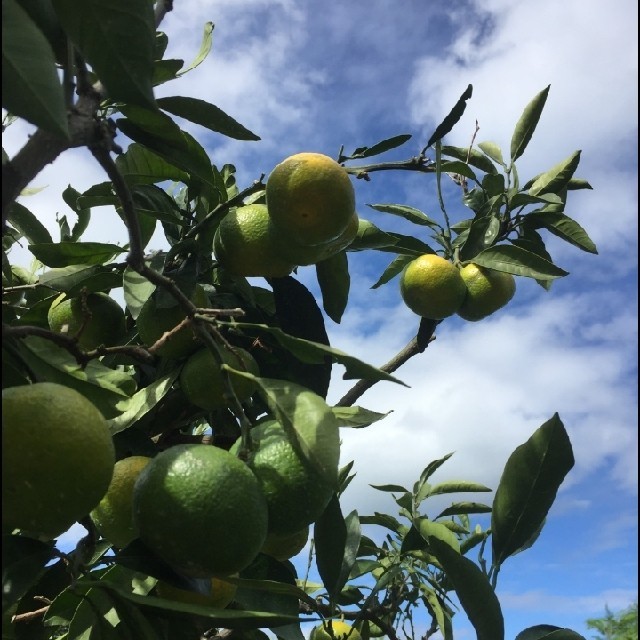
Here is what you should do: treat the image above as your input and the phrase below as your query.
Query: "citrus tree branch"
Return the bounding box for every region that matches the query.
[336,318,439,407]
[343,156,435,181]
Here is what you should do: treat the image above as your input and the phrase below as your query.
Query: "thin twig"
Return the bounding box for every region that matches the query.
[343,157,435,181]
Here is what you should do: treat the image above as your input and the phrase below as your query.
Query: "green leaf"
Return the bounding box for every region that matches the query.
[427,84,473,148]
[227,322,406,386]
[6,202,53,244]
[439,160,477,180]
[371,254,414,289]
[2,535,54,614]
[510,85,550,162]
[435,502,493,519]
[38,263,123,295]
[176,21,214,77]
[108,372,179,435]
[314,496,361,597]
[157,96,260,141]
[344,134,412,160]
[331,405,390,428]
[529,151,582,196]
[425,482,492,497]
[367,203,439,227]
[29,242,126,267]
[115,143,190,186]
[347,219,398,251]
[471,244,569,280]
[131,184,185,226]
[370,484,409,493]
[524,211,597,254]
[358,513,402,533]
[376,232,435,257]
[2,0,69,138]
[418,453,454,485]
[122,267,155,320]
[152,58,184,86]
[509,192,563,209]
[478,141,506,167]
[458,211,501,262]
[316,251,350,323]
[515,626,586,640]
[481,173,506,197]
[416,518,460,553]
[62,186,92,241]
[428,537,504,640]
[566,178,592,191]
[52,0,156,109]
[492,413,574,566]
[442,145,498,175]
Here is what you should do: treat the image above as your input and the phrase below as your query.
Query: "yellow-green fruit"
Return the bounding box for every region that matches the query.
[457,263,516,321]
[399,254,467,320]
[2,383,115,539]
[214,204,295,278]
[180,346,259,411]
[137,285,209,359]
[48,292,126,350]
[133,444,268,577]
[266,152,356,246]
[156,575,238,609]
[311,621,362,640]
[261,526,309,561]
[234,414,340,535]
[90,456,152,548]
[276,212,359,266]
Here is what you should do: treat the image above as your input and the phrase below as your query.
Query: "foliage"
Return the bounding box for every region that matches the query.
[2,2,599,640]
[586,602,638,640]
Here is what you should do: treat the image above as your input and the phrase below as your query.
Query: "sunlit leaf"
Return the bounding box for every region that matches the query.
[367,203,439,227]
[478,141,506,167]
[471,244,569,280]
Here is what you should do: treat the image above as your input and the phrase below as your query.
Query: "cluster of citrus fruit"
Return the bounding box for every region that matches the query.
[214,152,358,277]
[399,253,516,321]
[2,375,338,608]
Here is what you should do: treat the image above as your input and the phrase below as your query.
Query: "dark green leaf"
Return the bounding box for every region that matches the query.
[458,213,500,262]
[478,141,506,167]
[358,513,402,533]
[371,254,414,289]
[316,251,350,323]
[29,242,126,267]
[510,85,550,162]
[524,211,597,254]
[157,96,260,141]
[418,453,454,485]
[52,0,156,109]
[435,502,493,519]
[331,406,390,428]
[152,58,184,86]
[115,143,190,186]
[131,184,185,226]
[370,484,409,493]
[515,626,586,640]
[344,134,412,160]
[376,232,435,257]
[38,264,123,295]
[481,173,505,197]
[400,524,428,554]
[427,84,473,148]
[2,0,68,138]
[529,151,582,196]
[492,413,574,566]
[509,192,563,209]
[367,203,439,227]
[2,535,54,613]
[428,537,504,640]
[347,219,398,251]
[471,244,569,280]
[442,145,498,175]
[439,160,477,180]
[6,202,53,244]
[62,187,92,241]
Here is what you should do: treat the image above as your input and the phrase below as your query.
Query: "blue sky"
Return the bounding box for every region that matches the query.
[3,1,638,638]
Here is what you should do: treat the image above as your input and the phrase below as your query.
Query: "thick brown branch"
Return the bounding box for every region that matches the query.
[336,318,439,407]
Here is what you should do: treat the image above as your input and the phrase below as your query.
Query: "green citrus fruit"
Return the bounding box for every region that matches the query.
[133,444,268,577]
[137,285,209,359]
[311,621,362,640]
[234,413,340,535]
[261,525,309,561]
[180,346,259,411]
[457,263,516,321]
[214,204,296,278]
[47,292,126,350]
[276,212,359,266]
[90,456,152,548]
[156,575,238,609]
[399,254,467,320]
[266,152,356,246]
[2,383,115,539]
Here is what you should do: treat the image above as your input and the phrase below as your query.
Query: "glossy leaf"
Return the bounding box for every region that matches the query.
[6,202,53,244]
[344,134,412,160]
[426,84,473,148]
[157,96,260,141]
[471,244,569,280]
[524,211,597,254]
[416,518,460,553]
[348,218,398,251]
[510,85,550,162]
[314,496,361,597]
[331,405,390,428]
[529,151,581,196]
[428,537,504,640]
[371,254,414,289]
[367,203,439,227]
[442,145,498,175]
[29,242,126,267]
[515,626,586,640]
[2,0,68,138]
[478,141,506,167]
[492,413,574,566]
[38,263,123,295]
[52,0,156,109]
[115,143,190,186]
[316,251,350,323]
[131,184,185,226]
[376,232,435,257]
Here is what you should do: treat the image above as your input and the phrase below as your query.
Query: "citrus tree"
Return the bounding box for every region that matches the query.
[2,2,599,639]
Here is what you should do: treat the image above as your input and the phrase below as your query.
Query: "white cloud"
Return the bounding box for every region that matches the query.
[499,587,638,614]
